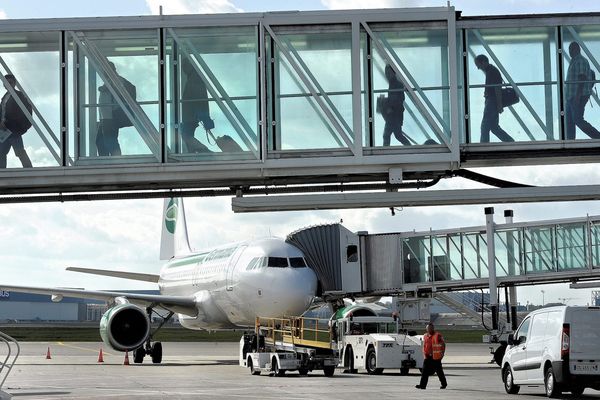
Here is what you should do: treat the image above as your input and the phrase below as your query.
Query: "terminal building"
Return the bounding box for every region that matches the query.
[0,287,494,324]
[0,290,159,322]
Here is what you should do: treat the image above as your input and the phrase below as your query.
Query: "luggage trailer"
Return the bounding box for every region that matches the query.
[240,316,339,377]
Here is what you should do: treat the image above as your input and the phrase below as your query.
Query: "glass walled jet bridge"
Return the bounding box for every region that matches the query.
[288,213,600,296]
[2,8,600,202]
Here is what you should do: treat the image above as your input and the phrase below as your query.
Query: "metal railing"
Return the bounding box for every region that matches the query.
[256,316,332,349]
[0,330,19,396]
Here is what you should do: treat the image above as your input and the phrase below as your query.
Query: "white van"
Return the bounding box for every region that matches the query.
[502,306,600,398]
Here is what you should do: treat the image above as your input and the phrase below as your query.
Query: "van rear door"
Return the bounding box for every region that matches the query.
[569,308,600,375]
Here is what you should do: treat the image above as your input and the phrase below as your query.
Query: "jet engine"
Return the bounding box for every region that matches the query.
[99,303,150,352]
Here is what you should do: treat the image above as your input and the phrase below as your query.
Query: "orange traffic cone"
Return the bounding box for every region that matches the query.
[123,351,130,365]
[98,348,104,363]
[46,346,52,359]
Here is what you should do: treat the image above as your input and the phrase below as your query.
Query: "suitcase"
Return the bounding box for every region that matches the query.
[206,129,243,153]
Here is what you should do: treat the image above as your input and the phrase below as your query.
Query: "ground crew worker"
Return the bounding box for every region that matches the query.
[416,323,447,390]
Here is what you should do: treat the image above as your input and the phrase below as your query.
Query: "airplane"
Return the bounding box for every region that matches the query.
[0,198,318,364]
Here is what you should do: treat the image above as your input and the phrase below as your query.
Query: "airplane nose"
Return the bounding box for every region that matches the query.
[290,268,318,310]
[255,266,318,318]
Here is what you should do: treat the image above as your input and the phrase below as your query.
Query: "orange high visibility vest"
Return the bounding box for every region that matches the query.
[424,332,446,360]
[432,332,445,360]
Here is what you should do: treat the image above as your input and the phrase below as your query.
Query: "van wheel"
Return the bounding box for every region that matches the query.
[248,357,260,376]
[365,348,383,375]
[545,367,561,398]
[571,386,584,396]
[272,357,285,377]
[503,366,520,394]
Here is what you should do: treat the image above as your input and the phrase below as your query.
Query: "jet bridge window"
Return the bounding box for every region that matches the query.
[289,257,308,268]
[346,245,358,262]
[268,257,289,268]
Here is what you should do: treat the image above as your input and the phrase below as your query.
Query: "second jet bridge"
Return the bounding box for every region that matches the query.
[288,212,600,299]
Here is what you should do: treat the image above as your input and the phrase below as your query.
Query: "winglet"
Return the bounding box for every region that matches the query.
[160,198,192,260]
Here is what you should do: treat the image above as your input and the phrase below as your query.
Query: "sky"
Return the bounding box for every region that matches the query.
[2,0,600,309]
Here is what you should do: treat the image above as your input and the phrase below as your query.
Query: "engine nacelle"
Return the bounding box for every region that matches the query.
[99,303,150,352]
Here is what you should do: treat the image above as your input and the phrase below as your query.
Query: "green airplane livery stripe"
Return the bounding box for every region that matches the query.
[165,198,178,234]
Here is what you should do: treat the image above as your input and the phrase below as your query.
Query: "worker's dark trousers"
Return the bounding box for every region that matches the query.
[419,357,447,388]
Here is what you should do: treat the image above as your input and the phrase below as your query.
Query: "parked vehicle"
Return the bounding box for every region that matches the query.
[240,316,338,377]
[333,308,423,375]
[501,306,600,397]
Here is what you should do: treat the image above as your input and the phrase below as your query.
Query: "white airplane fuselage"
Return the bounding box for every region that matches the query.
[158,237,318,330]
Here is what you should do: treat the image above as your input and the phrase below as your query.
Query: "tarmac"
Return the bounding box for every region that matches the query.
[2,342,598,399]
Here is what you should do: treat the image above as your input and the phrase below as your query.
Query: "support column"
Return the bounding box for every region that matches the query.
[485,207,498,332]
[505,209,519,331]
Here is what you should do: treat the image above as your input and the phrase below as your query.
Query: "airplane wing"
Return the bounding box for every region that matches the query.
[0,284,198,316]
[66,267,160,283]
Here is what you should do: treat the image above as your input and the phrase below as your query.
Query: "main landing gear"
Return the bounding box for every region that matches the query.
[133,308,174,364]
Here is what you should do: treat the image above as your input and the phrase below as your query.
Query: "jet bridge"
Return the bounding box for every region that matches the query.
[4,8,600,207]
[289,209,600,298]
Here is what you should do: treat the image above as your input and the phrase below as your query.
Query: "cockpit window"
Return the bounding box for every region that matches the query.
[268,257,288,268]
[247,257,267,270]
[289,257,307,268]
[246,257,260,270]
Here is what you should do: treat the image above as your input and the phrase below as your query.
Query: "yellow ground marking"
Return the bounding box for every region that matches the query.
[55,341,114,356]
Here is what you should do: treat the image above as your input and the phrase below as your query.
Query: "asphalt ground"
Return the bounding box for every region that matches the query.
[3,342,599,399]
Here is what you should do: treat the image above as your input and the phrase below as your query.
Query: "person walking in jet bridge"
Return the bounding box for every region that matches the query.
[180,58,212,153]
[381,64,411,146]
[96,62,137,157]
[0,74,33,168]
[565,41,600,140]
[475,54,514,143]
[416,323,447,390]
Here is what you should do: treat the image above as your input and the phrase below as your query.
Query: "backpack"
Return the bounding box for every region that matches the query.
[4,92,32,135]
[113,78,137,129]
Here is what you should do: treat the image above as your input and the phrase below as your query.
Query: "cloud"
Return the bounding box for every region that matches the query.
[145,0,242,15]
[0,9,7,19]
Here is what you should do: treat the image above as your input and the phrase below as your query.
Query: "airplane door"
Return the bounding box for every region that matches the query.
[226,246,246,291]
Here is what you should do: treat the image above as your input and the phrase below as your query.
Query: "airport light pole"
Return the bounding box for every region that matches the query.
[485,207,499,333]
[541,290,545,306]
[505,209,518,331]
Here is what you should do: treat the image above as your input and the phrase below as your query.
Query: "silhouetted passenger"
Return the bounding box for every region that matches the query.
[180,58,212,153]
[474,54,514,143]
[0,74,32,168]
[96,62,137,156]
[379,64,411,146]
[565,42,600,140]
